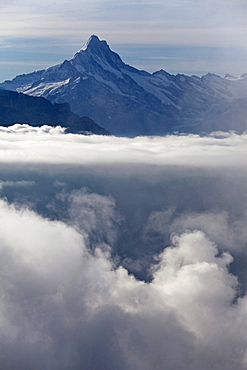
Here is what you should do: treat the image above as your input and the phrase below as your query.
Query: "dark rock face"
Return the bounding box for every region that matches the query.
[1,35,247,136]
[0,89,110,135]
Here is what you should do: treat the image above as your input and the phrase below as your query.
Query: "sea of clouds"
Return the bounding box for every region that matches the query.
[0,124,247,369]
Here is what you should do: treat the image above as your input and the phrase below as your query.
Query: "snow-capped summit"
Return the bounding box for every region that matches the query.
[80,34,109,52]
[71,35,125,76]
[1,35,247,136]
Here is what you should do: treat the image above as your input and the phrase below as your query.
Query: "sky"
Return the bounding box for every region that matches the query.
[0,0,247,82]
[1,126,247,368]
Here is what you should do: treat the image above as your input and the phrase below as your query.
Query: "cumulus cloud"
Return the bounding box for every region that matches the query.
[1,126,247,368]
[0,200,247,369]
[0,123,66,135]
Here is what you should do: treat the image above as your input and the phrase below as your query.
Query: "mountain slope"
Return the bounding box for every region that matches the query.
[0,89,110,135]
[1,35,247,136]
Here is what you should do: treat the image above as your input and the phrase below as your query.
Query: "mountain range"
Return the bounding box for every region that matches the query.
[1,35,247,136]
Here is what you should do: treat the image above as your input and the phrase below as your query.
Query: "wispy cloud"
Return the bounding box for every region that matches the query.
[142,56,187,60]
[0,61,57,66]
[0,1,246,47]
[0,0,246,79]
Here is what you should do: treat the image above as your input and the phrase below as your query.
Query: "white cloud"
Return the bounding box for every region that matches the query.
[145,209,247,254]
[0,125,246,168]
[0,126,247,368]
[66,188,122,247]
[0,199,247,369]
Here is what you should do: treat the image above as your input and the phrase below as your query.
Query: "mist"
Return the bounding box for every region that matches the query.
[1,125,247,369]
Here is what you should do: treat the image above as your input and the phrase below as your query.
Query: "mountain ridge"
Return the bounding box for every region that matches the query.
[0,88,110,135]
[1,35,247,136]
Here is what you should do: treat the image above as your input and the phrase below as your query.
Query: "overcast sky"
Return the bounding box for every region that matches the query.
[0,0,246,81]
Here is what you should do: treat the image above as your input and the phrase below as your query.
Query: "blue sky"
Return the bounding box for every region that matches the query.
[0,0,246,81]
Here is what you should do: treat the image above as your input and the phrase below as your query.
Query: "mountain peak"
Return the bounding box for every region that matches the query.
[72,35,124,70]
[81,35,109,52]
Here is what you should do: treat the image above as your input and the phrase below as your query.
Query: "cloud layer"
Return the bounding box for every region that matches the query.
[0,124,246,168]
[1,126,247,369]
